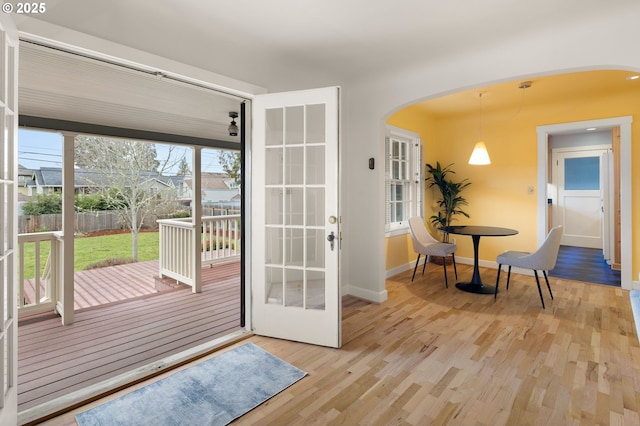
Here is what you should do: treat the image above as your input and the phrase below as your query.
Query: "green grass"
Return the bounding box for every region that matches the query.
[21,231,159,279]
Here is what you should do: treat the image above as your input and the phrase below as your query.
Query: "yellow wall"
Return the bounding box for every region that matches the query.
[385,83,640,277]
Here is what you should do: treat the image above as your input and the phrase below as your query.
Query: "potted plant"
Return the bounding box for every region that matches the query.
[425,162,471,242]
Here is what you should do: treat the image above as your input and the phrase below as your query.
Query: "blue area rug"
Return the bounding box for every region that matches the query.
[75,343,307,426]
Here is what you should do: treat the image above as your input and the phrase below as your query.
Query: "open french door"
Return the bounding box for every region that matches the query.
[251,87,341,348]
[0,13,19,424]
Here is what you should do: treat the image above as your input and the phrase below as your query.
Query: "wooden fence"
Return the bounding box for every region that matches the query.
[18,211,125,234]
[19,208,241,234]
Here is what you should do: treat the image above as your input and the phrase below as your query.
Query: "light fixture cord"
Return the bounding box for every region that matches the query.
[478,92,483,140]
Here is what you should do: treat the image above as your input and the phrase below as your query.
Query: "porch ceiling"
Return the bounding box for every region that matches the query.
[19,42,244,145]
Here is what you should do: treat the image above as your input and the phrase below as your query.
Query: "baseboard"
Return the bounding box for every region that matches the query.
[343,284,388,304]
[386,261,414,278]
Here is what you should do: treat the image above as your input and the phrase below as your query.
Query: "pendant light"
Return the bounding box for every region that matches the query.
[468,92,491,165]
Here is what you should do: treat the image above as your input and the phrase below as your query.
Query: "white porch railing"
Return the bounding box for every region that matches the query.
[18,231,60,317]
[157,215,241,287]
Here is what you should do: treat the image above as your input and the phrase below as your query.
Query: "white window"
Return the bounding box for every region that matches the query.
[385,126,423,234]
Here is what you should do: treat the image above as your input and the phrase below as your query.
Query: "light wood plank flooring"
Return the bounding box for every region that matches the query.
[37,263,640,425]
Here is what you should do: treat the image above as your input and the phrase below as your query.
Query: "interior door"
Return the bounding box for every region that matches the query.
[251,87,341,348]
[554,149,606,248]
[0,13,19,424]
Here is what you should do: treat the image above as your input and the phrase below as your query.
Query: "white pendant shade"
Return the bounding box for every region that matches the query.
[468,141,491,165]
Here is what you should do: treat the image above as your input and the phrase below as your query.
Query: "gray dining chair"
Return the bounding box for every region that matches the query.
[494,226,563,308]
[408,217,457,287]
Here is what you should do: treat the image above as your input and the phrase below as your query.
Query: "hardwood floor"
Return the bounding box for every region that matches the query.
[37,263,640,425]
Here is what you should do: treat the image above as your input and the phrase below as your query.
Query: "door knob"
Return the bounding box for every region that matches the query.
[327,231,335,251]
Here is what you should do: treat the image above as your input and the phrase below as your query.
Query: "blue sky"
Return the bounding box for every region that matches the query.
[18,129,227,174]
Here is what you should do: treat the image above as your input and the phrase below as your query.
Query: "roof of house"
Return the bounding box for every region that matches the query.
[183,172,235,191]
[29,167,184,189]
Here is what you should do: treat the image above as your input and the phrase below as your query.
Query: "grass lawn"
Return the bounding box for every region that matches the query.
[21,231,159,279]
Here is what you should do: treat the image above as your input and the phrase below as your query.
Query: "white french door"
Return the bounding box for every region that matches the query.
[0,13,19,424]
[251,87,341,348]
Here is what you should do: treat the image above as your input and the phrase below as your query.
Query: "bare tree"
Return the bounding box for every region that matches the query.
[75,136,182,261]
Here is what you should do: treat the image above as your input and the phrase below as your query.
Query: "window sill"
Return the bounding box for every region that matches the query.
[385,226,409,238]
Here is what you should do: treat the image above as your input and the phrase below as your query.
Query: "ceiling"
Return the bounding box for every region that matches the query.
[13,0,640,140]
[416,70,640,118]
[15,0,639,90]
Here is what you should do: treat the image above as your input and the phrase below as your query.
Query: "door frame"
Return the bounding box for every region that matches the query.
[537,116,632,289]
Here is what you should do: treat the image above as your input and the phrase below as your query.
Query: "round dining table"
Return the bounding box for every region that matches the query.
[442,225,518,294]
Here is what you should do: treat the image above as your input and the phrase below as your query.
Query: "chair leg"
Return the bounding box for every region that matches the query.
[506,266,512,290]
[422,255,428,276]
[451,253,458,279]
[495,264,502,298]
[534,270,546,309]
[442,257,448,288]
[411,254,421,282]
[543,270,554,300]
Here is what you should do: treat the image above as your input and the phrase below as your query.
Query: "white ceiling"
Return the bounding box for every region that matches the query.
[17,0,638,90]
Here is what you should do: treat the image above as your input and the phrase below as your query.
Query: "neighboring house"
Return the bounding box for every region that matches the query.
[25,167,183,198]
[182,172,241,206]
[17,164,34,196]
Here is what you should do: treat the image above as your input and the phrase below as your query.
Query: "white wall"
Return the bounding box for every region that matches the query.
[338,4,640,302]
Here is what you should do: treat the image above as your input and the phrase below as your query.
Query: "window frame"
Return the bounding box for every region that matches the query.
[384,126,423,236]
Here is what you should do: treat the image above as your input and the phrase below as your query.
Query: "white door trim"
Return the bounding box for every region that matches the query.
[537,116,633,289]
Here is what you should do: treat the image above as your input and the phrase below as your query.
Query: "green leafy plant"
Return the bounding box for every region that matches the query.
[426,162,471,241]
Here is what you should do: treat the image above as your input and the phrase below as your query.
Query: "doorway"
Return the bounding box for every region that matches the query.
[537,116,631,290]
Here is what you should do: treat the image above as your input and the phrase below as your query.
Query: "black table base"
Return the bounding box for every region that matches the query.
[442,226,518,296]
[455,282,496,294]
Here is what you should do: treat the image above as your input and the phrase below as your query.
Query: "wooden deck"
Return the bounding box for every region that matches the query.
[23,259,165,311]
[18,259,242,414]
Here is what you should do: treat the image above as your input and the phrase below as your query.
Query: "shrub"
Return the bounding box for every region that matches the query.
[22,193,62,215]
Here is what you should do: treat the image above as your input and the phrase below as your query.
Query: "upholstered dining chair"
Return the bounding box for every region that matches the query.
[408,217,457,287]
[494,226,563,308]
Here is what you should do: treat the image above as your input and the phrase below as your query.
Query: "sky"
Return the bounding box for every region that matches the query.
[18,129,228,174]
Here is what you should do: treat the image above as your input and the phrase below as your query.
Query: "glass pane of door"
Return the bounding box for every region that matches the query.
[264,104,327,310]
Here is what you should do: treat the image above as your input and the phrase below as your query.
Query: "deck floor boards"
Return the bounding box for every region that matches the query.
[18,259,241,412]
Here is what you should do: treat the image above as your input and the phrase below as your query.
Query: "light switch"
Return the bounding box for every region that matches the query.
[527,186,535,194]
